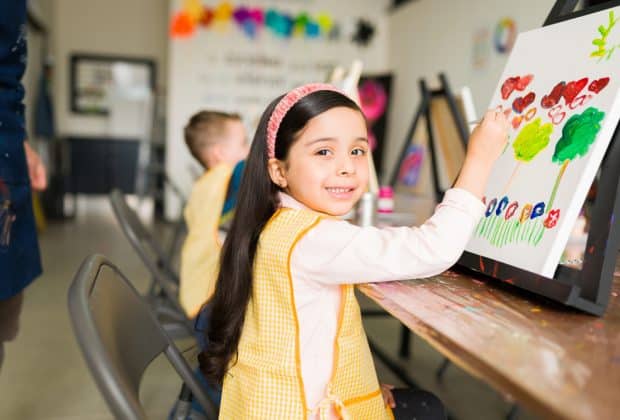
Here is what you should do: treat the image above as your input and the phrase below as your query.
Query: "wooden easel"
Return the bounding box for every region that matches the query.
[389,73,469,203]
[458,0,620,316]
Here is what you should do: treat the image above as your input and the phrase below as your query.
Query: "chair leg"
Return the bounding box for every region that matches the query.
[167,220,186,264]
[398,324,411,358]
[162,321,194,340]
[368,339,419,389]
[147,277,158,297]
[436,358,451,382]
[171,383,193,420]
[506,403,520,420]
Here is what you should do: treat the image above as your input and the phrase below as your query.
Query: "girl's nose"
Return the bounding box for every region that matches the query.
[338,156,356,176]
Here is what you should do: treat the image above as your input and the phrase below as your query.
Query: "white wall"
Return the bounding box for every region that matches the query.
[166,0,391,218]
[37,0,564,216]
[384,0,556,184]
[51,0,169,137]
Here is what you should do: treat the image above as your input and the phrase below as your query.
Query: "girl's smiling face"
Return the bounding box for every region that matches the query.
[268,106,369,216]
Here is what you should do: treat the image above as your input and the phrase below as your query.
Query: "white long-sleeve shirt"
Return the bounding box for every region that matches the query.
[281,188,485,415]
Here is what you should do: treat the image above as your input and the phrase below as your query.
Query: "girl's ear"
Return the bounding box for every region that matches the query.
[267,158,288,189]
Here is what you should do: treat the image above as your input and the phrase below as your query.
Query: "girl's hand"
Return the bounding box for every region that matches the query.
[468,110,510,167]
[381,383,396,408]
[454,110,510,199]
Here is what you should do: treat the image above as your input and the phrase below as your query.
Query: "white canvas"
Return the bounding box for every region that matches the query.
[465,7,620,277]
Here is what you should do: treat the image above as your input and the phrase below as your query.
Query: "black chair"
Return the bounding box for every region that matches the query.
[67,254,218,420]
[109,189,193,338]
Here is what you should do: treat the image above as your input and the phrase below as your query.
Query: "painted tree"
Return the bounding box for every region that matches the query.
[504,117,554,193]
[547,107,605,211]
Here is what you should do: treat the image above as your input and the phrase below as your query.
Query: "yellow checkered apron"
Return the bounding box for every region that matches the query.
[219,208,393,419]
[180,164,232,317]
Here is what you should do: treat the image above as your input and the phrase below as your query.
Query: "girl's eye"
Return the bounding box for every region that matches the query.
[316,149,331,156]
[352,148,367,156]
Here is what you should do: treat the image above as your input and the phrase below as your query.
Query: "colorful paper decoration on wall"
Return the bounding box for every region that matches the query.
[170,0,375,45]
[352,19,375,46]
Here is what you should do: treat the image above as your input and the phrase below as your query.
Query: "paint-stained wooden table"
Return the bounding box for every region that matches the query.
[358,257,620,420]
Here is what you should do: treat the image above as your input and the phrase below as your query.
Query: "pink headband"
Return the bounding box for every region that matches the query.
[266,83,343,159]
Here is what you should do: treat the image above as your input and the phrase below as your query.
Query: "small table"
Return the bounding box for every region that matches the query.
[358,259,620,420]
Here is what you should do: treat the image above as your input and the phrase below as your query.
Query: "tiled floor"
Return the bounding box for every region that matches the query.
[0,197,538,419]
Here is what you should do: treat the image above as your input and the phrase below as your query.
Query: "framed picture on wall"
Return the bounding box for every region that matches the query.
[70,53,156,115]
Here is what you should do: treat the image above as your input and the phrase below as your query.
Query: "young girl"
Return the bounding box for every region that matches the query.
[199,83,509,419]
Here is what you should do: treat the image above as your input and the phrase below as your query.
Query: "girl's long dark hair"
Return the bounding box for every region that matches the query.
[198,90,361,385]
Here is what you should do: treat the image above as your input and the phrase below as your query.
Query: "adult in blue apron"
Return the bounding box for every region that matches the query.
[0,0,47,371]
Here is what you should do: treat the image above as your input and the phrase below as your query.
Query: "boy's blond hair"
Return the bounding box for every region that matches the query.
[184,110,242,168]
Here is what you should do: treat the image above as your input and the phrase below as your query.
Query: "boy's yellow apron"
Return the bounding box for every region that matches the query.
[180,164,232,317]
[219,208,393,419]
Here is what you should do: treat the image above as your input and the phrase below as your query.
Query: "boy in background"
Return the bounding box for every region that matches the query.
[180,111,248,318]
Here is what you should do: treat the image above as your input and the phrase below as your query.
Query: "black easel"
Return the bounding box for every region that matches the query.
[458,0,620,316]
[389,73,469,203]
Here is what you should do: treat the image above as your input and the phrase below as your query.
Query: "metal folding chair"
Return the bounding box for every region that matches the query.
[67,254,218,420]
[109,189,192,337]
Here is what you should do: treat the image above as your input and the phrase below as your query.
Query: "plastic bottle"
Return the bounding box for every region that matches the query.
[377,186,394,213]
